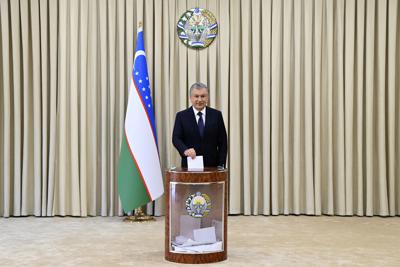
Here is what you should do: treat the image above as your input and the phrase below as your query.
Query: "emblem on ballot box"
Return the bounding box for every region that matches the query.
[186,192,212,218]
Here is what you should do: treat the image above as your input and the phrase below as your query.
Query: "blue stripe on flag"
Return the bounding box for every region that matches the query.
[132,30,158,147]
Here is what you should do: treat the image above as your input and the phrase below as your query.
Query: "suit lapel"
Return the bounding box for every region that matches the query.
[203,106,211,137]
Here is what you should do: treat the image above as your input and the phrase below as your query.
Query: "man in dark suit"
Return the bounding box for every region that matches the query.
[172,82,228,168]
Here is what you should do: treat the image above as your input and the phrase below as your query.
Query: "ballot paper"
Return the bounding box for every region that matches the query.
[193,226,217,244]
[172,241,223,253]
[173,237,204,247]
[187,155,204,170]
[172,226,222,253]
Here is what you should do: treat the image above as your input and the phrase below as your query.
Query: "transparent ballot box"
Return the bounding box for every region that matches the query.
[169,182,225,254]
[165,167,228,263]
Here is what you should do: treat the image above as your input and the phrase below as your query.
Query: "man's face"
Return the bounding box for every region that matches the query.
[190,88,209,111]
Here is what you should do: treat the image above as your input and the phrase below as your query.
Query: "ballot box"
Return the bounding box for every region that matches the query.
[165,167,228,264]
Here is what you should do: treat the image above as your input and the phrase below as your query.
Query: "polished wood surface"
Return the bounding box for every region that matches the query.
[168,167,227,182]
[165,168,228,264]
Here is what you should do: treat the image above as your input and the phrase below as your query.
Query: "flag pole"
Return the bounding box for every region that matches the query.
[122,20,158,223]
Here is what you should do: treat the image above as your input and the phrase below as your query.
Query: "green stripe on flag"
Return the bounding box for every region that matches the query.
[118,134,151,212]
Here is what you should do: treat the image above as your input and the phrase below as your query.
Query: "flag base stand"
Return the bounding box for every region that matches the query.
[123,207,155,222]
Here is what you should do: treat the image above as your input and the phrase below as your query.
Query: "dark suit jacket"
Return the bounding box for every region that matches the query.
[172,106,228,167]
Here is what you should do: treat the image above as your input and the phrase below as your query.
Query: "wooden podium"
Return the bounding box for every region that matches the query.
[165,167,228,264]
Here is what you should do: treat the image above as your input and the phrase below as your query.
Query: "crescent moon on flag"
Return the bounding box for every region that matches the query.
[134,50,146,63]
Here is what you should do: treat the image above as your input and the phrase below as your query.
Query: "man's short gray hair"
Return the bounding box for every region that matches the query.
[190,82,209,95]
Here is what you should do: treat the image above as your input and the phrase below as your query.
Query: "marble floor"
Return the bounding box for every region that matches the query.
[0,216,399,266]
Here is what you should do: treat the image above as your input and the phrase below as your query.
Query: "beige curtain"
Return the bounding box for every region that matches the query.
[1,0,399,217]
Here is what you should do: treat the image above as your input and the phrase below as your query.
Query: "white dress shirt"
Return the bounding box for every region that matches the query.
[193,106,206,125]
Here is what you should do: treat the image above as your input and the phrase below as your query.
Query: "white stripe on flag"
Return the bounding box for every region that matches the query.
[124,79,163,200]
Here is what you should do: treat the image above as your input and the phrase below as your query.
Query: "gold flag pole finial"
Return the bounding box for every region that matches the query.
[138,21,143,28]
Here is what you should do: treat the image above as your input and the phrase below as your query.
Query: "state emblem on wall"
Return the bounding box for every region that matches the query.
[177,8,218,49]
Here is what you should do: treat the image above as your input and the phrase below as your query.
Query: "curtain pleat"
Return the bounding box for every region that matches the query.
[313,0,323,215]
[251,0,261,215]
[241,0,251,215]
[388,0,398,216]
[79,0,89,217]
[261,0,272,215]
[303,0,314,215]
[47,0,58,216]
[344,0,355,216]
[365,0,375,216]
[0,0,399,217]
[270,0,283,215]
[228,0,242,214]
[0,0,11,217]
[282,0,292,215]
[355,0,366,216]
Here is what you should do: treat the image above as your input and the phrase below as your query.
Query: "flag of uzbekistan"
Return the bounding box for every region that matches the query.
[118,27,164,212]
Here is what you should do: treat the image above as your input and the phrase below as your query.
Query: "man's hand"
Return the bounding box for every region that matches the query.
[184,148,196,159]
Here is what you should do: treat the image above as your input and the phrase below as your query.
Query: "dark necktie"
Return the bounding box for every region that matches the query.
[197,111,204,138]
